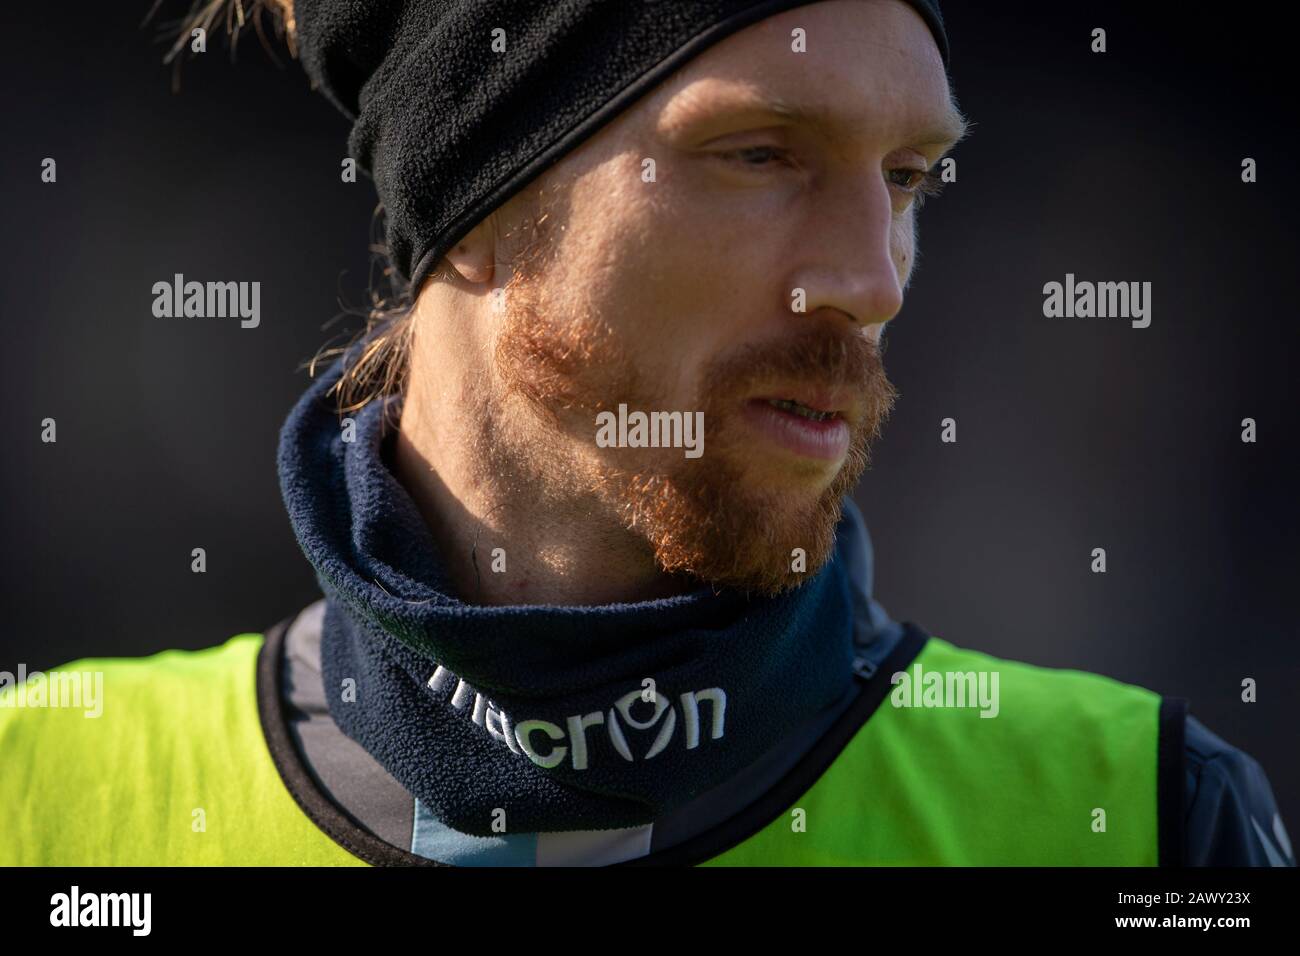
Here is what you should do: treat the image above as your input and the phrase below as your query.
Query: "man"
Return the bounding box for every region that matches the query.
[0,0,1292,866]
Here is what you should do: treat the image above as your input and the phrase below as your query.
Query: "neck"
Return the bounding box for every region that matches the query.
[391,376,692,608]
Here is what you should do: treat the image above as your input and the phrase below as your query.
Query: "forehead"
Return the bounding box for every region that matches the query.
[653,0,959,148]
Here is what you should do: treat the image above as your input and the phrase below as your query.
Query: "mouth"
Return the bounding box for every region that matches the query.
[752,383,860,424]
[741,392,853,463]
[760,397,843,422]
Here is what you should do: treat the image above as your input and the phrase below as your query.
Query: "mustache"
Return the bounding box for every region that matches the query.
[700,324,888,406]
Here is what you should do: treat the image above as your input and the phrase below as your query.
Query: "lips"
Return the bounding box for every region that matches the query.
[751,385,859,426]
[741,398,852,462]
[762,398,840,422]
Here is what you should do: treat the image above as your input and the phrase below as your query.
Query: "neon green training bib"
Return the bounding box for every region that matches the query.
[0,622,1179,866]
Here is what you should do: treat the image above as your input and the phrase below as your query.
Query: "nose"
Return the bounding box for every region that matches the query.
[785,173,906,333]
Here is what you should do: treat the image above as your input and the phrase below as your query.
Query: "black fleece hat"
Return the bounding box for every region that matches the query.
[289,0,949,294]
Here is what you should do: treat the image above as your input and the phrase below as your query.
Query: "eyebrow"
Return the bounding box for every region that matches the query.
[680,93,971,154]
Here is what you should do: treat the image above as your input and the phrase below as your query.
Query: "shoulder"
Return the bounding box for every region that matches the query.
[0,633,266,774]
[885,633,1294,867]
[912,634,1163,721]
[884,633,1167,795]
[0,634,265,732]
[1184,714,1295,866]
[0,634,268,864]
[0,633,263,732]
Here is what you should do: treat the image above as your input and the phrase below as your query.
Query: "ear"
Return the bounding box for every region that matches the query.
[444,218,497,285]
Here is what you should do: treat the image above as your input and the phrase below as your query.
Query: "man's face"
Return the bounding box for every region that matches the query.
[465,0,963,596]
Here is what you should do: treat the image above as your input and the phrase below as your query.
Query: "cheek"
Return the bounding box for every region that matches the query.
[892,212,916,281]
[562,158,792,406]
[573,221,736,401]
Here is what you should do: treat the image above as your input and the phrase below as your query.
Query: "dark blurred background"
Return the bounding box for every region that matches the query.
[1,2,1296,828]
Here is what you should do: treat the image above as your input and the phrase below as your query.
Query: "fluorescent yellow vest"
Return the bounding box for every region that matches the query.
[0,626,1178,866]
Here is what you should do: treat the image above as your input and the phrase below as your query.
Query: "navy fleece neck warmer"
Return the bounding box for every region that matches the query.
[277,359,867,835]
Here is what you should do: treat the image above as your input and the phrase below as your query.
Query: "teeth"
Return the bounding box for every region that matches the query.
[766,398,835,421]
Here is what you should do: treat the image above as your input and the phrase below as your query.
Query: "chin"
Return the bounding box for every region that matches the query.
[585,427,859,597]
[645,481,847,598]
[738,451,845,495]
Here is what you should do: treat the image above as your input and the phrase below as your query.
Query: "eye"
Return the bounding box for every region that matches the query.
[715,145,794,168]
[888,166,947,206]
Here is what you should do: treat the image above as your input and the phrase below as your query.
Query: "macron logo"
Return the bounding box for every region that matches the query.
[427,665,726,770]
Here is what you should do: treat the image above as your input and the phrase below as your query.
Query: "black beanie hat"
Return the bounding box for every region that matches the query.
[284,1,950,294]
